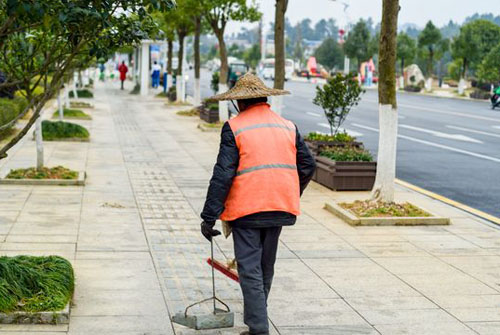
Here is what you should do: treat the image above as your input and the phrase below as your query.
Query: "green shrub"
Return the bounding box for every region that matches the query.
[320,146,373,162]
[12,96,28,114]
[0,98,21,139]
[306,131,355,143]
[6,166,78,180]
[42,120,89,140]
[167,86,176,102]
[52,108,91,120]
[130,84,140,95]
[211,72,220,94]
[207,103,219,111]
[69,89,93,98]
[0,255,74,313]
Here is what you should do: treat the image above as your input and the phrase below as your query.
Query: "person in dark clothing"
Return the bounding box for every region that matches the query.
[200,74,316,335]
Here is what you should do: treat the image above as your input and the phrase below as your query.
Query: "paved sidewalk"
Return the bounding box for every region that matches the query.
[2,82,500,334]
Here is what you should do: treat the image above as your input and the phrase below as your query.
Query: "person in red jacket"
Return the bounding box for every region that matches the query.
[118,61,128,90]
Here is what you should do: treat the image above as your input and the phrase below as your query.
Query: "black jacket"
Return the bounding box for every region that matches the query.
[201,120,316,228]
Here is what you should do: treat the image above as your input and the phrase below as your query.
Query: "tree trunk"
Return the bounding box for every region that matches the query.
[35,114,44,171]
[371,0,400,203]
[272,0,288,116]
[194,16,202,106]
[216,31,229,121]
[167,38,173,75]
[57,91,64,121]
[176,33,185,103]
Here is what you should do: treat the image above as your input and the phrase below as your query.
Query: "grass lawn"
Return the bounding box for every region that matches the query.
[69,101,93,109]
[0,255,74,313]
[176,108,199,116]
[42,120,89,141]
[52,108,91,120]
[340,200,430,218]
[6,166,79,180]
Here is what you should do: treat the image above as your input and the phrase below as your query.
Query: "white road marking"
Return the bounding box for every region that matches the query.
[446,125,500,139]
[398,103,500,123]
[399,124,483,144]
[493,126,500,130]
[317,123,363,137]
[307,112,322,117]
[352,123,500,163]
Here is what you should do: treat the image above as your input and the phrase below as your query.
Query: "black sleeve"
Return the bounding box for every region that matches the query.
[295,125,316,195]
[201,122,239,223]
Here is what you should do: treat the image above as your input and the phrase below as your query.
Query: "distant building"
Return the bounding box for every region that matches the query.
[302,39,322,57]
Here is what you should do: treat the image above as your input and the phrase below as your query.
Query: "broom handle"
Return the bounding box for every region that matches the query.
[211,238,216,314]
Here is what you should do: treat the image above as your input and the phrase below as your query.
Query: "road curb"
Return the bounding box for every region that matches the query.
[395,178,500,225]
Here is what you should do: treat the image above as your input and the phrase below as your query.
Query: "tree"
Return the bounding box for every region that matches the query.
[418,21,442,77]
[313,73,363,136]
[344,20,372,71]
[293,24,304,65]
[397,32,416,73]
[243,44,261,69]
[451,20,500,79]
[272,0,288,115]
[0,0,175,162]
[314,38,344,71]
[200,0,261,121]
[371,0,399,203]
[477,43,500,83]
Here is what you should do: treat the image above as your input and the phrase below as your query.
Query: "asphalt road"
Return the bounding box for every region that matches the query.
[187,69,500,218]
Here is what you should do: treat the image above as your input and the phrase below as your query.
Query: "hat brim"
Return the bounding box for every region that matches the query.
[205,87,290,102]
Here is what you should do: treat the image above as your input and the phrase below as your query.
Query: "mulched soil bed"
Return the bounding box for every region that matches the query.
[6,166,79,180]
[340,200,431,218]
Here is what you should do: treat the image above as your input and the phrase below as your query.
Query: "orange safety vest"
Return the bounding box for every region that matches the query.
[220,102,300,221]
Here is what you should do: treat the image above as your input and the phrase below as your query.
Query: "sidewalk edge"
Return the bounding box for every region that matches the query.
[395,178,500,226]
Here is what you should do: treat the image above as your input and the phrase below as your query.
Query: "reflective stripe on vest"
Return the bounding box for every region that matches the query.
[220,103,300,221]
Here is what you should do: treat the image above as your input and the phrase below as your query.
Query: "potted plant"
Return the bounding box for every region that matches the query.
[311,73,376,191]
[308,73,364,156]
[314,145,376,191]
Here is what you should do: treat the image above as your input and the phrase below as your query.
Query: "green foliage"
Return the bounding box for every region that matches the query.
[52,108,91,120]
[41,120,89,141]
[396,32,417,72]
[207,103,219,111]
[344,19,372,68]
[477,43,500,83]
[306,132,355,143]
[69,89,93,98]
[0,97,28,139]
[452,20,500,77]
[320,146,373,162]
[341,200,430,218]
[418,21,442,75]
[211,72,220,94]
[0,255,74,313]
[447,59,463,81]
[70,101,93,109]
[314,38,344,71]
[243,44,261,69]
[6,166,78,180]
[313,73,364,136]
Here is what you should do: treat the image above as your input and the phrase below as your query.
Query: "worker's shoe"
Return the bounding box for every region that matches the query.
[240,332,269,335]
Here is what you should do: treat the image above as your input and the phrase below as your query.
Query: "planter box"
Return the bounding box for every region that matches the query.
[305,139,363,156]
[313,156,376,191]
[325,202,450,226]
[0,171,86,186]
[200,106,219,124]
[0,303,70,324]
[198,122,221,133]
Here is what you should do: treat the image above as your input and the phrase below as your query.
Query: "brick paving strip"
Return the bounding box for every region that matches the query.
[1,82,500,334]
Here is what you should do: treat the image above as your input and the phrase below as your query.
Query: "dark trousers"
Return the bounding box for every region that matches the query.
[232,226,282,335]
[120,80,124,90]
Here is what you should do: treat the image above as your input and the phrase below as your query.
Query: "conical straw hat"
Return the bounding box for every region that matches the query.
[206,73,290,101]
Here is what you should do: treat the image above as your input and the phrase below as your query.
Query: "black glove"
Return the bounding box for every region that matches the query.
[201,221,221,241]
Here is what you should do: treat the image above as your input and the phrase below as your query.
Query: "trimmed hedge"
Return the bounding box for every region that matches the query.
[69,89,93,98]
[52,108,91,120]
[42,120,89,141]
[0,255,74,313]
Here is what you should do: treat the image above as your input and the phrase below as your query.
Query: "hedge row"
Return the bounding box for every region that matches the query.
[0,96,29,140]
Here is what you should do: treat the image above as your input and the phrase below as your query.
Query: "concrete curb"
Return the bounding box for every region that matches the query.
[396,178,500,225]
[0,171,86,186]
[324,201,450,226]
[0,303,70,324]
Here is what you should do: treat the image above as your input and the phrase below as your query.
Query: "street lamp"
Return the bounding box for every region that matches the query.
[328,0,350,74]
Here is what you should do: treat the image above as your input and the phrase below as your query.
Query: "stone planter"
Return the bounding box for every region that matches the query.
[0,303,70,324]
[305,139,363,156]
[200,105,219,124]
[325,202,450,226]
[0,171,86,186]
[313,156,376,191]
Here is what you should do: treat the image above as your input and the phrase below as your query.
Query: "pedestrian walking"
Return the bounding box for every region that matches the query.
[99,63,105,82]
[151,61,161,88]
[200,73,316,335]
[118,61,128,90]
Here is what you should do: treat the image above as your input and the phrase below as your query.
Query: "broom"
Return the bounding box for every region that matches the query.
[207,258,239,282]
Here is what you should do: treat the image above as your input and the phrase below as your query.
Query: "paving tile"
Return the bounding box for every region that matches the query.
[68,315,173,335]
[374,321,476,335]
[466,322,500,335]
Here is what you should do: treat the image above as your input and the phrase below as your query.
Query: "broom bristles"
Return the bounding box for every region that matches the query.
[207,258,239,283]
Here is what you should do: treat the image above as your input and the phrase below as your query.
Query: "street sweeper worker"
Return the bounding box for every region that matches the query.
[200,73,316,335]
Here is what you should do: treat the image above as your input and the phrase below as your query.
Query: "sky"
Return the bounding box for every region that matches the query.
[226,0,497,35]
